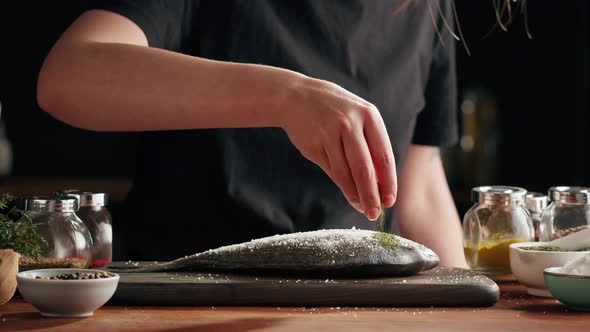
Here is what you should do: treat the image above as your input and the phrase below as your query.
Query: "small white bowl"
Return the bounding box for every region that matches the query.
[17,268,119,317]
[509,242,587,297]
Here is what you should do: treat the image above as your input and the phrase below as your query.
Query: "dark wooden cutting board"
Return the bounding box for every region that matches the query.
[106,263,499,307]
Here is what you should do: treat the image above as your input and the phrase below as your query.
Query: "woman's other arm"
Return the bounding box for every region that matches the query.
[395,144,468,267]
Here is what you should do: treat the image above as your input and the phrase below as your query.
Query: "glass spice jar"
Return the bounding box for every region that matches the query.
[59,190,112,268]
[19,196,93,271]
[525,192,548,242]
[463,186,534,274]
[539,186,590,242]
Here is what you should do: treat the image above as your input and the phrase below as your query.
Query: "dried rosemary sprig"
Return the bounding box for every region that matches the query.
[0,193,44,265]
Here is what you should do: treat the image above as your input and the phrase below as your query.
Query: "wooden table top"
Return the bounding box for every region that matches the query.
[1,278,588,332]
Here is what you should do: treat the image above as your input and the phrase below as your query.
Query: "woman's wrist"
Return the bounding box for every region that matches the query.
[267,69,312,129]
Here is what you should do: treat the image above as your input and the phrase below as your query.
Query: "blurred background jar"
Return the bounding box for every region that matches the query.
[463,186,534,274]
[539,186,590,241]
[526,192,548,241]
[58,190,112,268]
[19,196,93,270]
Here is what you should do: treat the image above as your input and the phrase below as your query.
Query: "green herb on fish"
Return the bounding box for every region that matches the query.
[373,232,400,250]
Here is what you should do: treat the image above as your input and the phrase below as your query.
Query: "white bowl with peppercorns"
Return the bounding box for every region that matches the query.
[16,268,119,317]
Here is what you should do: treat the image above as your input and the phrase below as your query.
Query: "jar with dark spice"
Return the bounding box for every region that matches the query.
[526,192,548,241]
[19,196,93,270]
[59,190,112,268]
[539,186,590,241]
[463,186,534,274]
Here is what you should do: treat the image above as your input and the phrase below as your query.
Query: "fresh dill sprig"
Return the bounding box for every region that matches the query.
[0,193,44,263]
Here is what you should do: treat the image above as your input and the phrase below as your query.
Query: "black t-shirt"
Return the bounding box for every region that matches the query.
[91,0,458,260]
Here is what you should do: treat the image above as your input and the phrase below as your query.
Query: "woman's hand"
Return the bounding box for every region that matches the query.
[280,76,397,220]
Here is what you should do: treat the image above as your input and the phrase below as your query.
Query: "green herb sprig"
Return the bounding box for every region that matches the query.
[0,193,44,264]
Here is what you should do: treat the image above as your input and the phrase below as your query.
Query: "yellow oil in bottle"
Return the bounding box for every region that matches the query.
[464,238,526,274]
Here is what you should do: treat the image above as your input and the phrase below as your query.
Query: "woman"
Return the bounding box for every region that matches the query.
[37,0,467,266]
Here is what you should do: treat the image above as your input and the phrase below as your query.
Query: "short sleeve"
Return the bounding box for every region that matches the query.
[89,0,196,51]
[411,0,459,147]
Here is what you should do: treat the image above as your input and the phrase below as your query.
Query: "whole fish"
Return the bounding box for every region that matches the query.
[119,229,439,277]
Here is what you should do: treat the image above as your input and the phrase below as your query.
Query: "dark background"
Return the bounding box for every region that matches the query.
[0,1,589,217]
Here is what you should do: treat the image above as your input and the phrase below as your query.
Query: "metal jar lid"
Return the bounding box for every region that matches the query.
[59,190,108,207]
[548,186,590,204]
[22,196,79,212]
[471,186,528,204]
[525,192,548,212]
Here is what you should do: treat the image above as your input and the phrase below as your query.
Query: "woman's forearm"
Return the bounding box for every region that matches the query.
[38,40,301,131]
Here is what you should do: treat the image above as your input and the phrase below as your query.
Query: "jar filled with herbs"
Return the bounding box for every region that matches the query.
[526,192,548,241]
[19,196,93,271]
[463,186,534,274]
[539,186,590,241]
[58,190,112,268]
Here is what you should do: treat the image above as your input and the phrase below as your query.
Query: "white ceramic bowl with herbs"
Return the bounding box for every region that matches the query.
[509,242,588,297]
[17,268,119,317]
